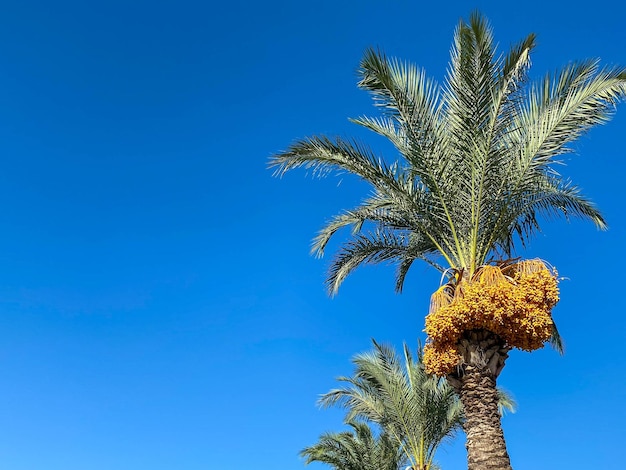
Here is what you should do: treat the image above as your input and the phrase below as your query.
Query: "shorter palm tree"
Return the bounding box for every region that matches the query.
[319,340,463,470]
[301,420,405,470]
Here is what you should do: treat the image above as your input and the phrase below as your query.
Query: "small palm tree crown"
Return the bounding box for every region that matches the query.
[270,12,625,295]
[319,341,462,470]
[301,420,405,470]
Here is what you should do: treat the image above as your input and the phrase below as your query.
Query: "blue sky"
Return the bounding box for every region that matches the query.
[0,1,624,469]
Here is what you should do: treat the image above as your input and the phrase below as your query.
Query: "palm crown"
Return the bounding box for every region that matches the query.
[270,13,625,294]
[301,420,405,470]
[319,341,463,470]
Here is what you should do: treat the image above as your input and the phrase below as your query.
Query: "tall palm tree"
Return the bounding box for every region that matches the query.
[301,420,405,470]
[270,12,626,470]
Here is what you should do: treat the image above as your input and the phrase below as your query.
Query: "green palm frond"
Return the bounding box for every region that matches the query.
[326,231,410,295]
[549,321,565,354]
[325,229,441,295]
[357,47,441,144]
[270,136,398,192]
[311,193,416,258]
[478,175,606,258]
[301,421,404,470]
[496,388,517,416]
[518,62,626,164]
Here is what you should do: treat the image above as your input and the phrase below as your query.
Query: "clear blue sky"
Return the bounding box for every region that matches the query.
[0,1,624,469]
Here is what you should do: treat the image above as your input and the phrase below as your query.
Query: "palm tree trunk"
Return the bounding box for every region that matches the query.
[458,365,512,470]
[448,330,513,470]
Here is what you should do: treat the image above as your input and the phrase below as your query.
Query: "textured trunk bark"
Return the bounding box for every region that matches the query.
[458,365,512,470]
[448,330,513,470]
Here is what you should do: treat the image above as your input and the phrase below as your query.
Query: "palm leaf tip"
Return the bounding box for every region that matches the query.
[301,420,405,470]
[496,388,517,415]
[549,321,565,355]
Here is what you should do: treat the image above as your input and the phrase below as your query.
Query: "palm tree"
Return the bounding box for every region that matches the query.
[270,12,626,470]
[319,341,462,470]
[301,420,405,470]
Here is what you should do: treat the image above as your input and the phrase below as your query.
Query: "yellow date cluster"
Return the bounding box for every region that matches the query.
[423,260,560,376]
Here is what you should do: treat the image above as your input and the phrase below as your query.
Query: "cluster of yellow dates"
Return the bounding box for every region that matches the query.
[423,260,560,376]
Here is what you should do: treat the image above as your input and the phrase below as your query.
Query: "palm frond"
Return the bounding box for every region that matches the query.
[301,420,405,470]
[326,231,410,295]
[269,136,397,190]
[549,321,565,354]
[357,47,441,148]
[483,176,607,257]
[349,115,409,155]
[311,193,417,258]
[516,63,626,165]
[496,388,517,415]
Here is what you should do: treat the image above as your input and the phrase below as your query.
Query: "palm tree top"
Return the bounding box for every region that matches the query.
[319,340,463,470]
[300,420,404,470]
[270,12,626,294]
